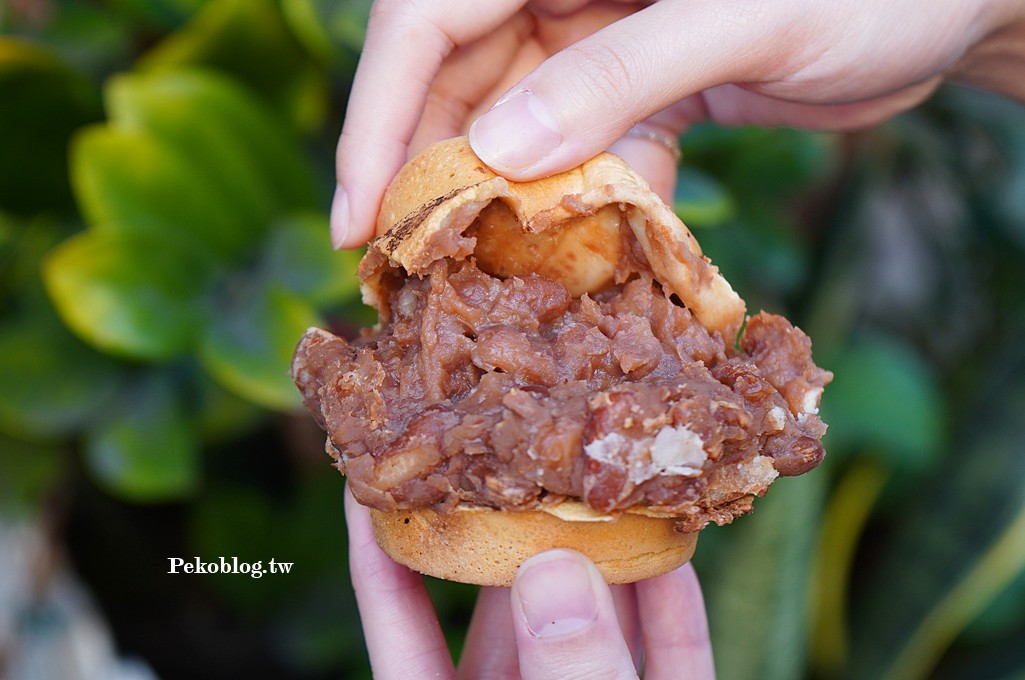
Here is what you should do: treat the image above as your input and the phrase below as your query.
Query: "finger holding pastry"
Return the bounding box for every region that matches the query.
[344,487,455,679]
[333,0,1025,249]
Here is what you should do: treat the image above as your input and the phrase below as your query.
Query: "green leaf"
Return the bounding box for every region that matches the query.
[261,213,361,306]
[681,124,837,191]
[43,231,210,360]
[0,213,11,260]
[818,334,945,471]
[280,0,371,66]
[106,68,319,227]
[697,472,826,680]
[678,123,755,157]
[71,125,252,262]
[84,370,199,502]
[674,164,736,228]
[0,312,126,441]
[727,128,837,200]
[0,212,127,440]
[200,282,320,411]
[957,566,1025,643]
[0,37,102,215]
[138,0,328,131]
[808,457,891,675]
[848,343,1025,680]
[101,0,202,31]
[694,214,807,305]
[739,128,836,196]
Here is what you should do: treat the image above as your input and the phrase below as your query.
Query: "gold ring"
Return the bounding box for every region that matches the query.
[625,124,681,163]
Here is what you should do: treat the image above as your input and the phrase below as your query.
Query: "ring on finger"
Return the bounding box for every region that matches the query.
[624,123,681,163]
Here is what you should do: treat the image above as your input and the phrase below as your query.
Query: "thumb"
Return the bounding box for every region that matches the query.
[511,549,638,680]
[468,0,776,179]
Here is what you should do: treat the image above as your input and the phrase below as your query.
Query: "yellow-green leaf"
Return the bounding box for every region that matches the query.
[808,457,890,675]
[43,232,209,360]
[72,125,251,262]
[138,0,327,131]
[674,164,736,228]
[106,68,318,225]
[819,334,944,471]
[280,0,371,67]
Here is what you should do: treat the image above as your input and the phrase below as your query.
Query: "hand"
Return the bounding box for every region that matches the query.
[331,0,1025,249]
[344,488,716,679]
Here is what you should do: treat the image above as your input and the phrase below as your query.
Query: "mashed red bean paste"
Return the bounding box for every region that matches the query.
[294,260,831,533]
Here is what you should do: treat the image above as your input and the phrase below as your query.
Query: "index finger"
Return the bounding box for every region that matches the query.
[333,0,527,249]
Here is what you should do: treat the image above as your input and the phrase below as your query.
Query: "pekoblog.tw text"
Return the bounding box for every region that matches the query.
[167,556,292,578]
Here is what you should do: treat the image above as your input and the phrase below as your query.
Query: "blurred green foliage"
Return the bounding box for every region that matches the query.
[2,2,1025,679]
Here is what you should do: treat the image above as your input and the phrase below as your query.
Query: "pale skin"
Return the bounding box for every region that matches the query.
[335,1,1025,677]
[332,0,1025,248]
[346,488,715,679]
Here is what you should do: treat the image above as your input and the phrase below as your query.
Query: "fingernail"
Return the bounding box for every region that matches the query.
[469,91,562,173]
[330,188,349,249]
[514,550,599,639]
